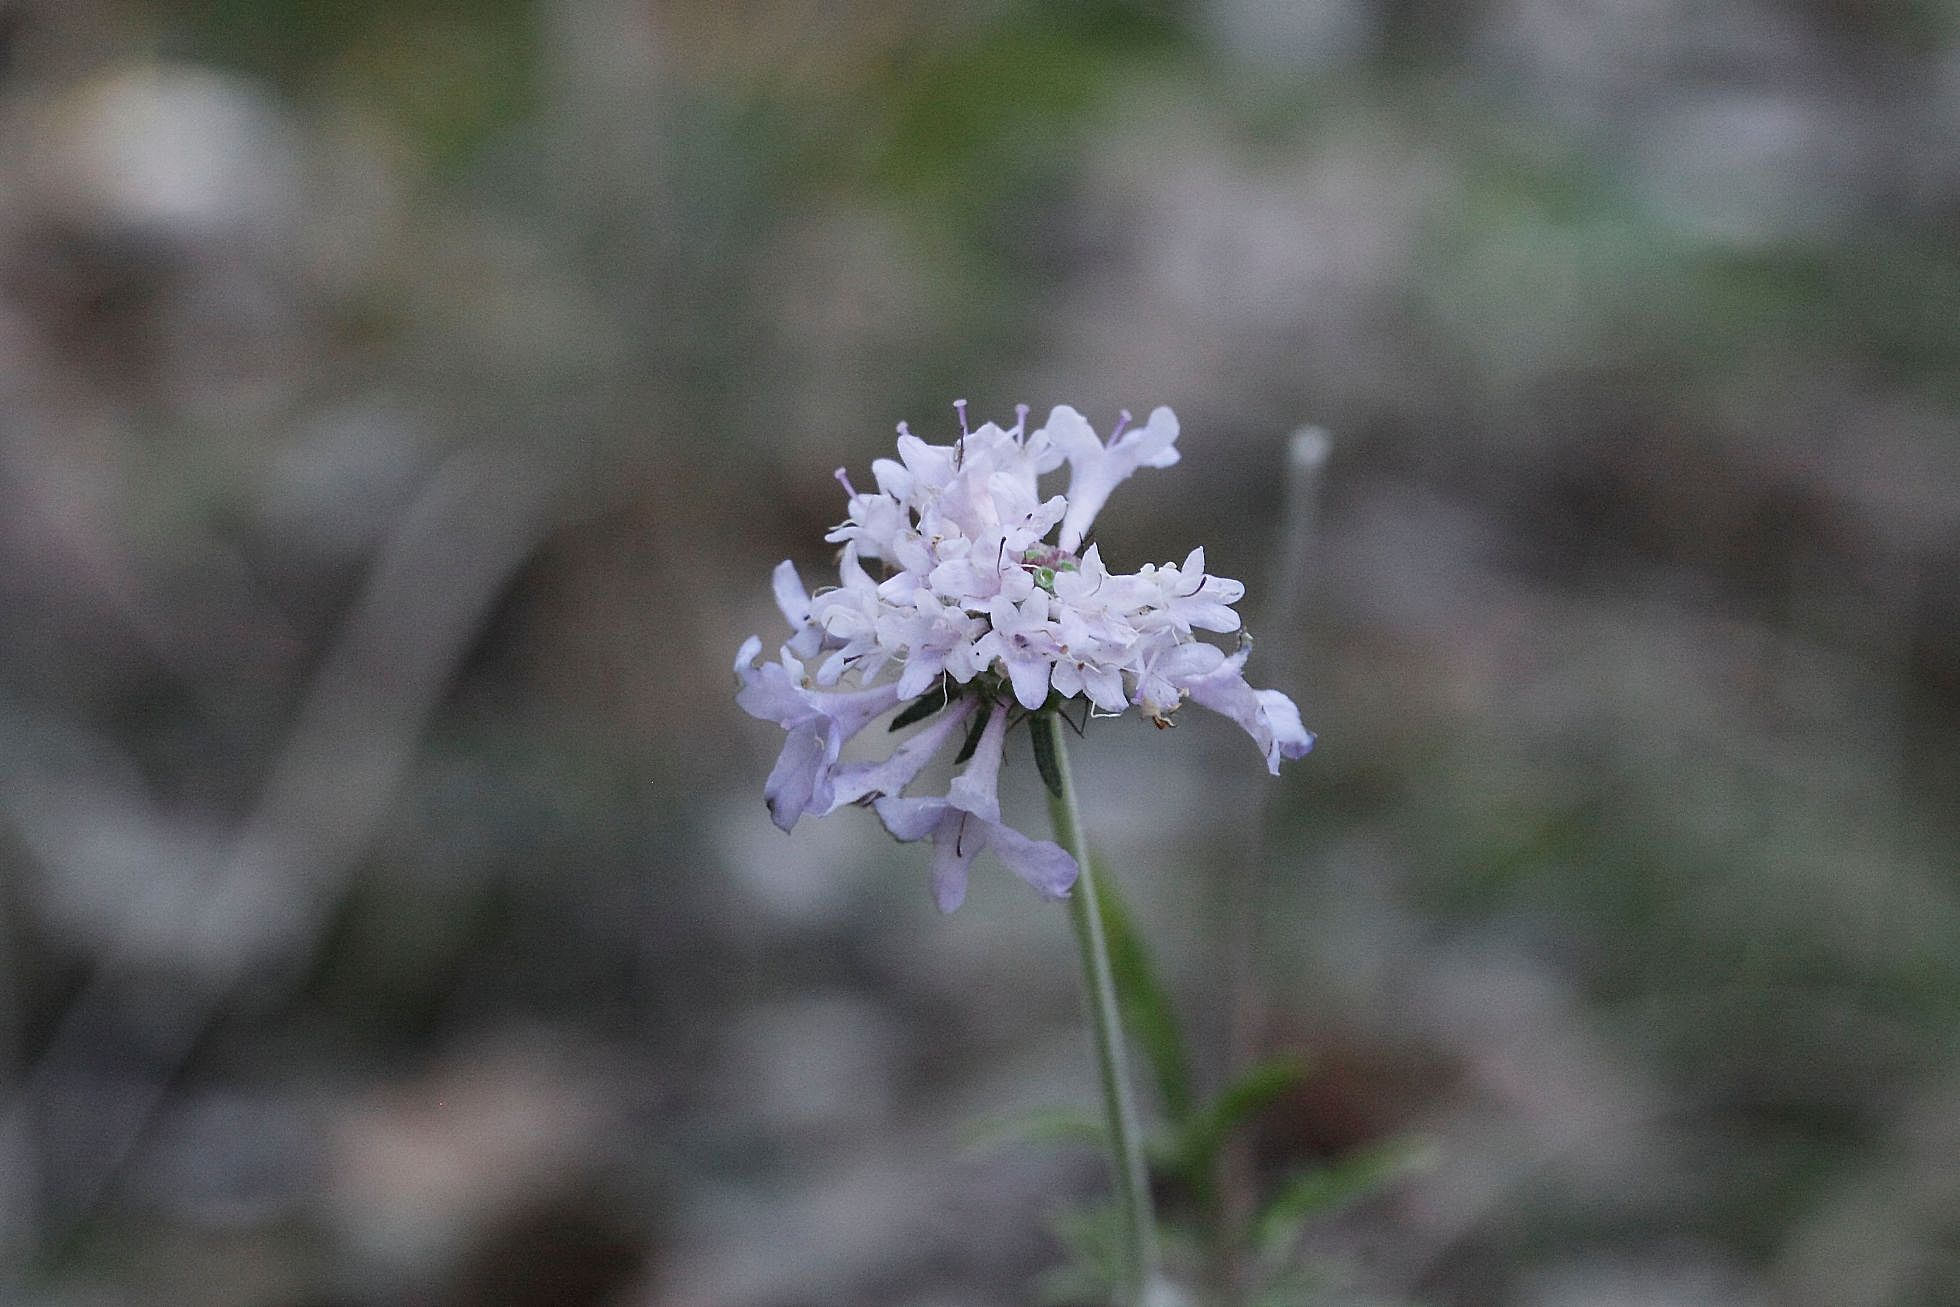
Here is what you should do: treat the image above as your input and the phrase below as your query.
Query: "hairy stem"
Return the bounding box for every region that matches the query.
[1036,715,1162,1304]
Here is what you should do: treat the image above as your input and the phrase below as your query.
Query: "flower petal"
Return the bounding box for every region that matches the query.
[946,702,1009,823]
[1083,664,1128,714]
[1053,405,1182,552]
[825,699,977,812]
[1125,406,1181,469]
[985,820,1078,900]
[1254,689,1316,768]
[1006,653,1052,712]
[771,559,810,629]
[763,722,828,831]
[930,811,985,913]
[897,651,947,700]
[734,651,811,726]
[873,794,949,842]
[1180,655,1314,774]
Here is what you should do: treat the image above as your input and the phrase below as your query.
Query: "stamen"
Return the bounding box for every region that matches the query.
[1013,402,1030,438]
[953,398,970,436]
[896,420,913,437]
[1107,408,1133,445]
[833,467,857,497]
[955,810,969,857]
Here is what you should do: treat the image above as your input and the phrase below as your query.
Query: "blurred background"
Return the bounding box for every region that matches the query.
[1,0,1957,1303]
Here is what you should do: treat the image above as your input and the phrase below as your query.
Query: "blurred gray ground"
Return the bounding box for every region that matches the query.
[0,0,1957,1303]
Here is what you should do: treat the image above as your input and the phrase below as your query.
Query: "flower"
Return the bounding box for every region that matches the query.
[733,635,902,831]
[874,793,1079,914]
[873,702,1079,912]
[737,402,1313,910]
[1050,405,1181,554]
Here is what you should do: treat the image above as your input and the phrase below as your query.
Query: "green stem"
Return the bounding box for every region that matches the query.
[1036,716,1162,1304]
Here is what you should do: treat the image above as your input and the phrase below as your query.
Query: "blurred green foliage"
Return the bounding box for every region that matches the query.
[174,0,537,171]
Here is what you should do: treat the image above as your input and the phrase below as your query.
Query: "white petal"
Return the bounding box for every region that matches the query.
[1181,660,1312,775]
[947,702,1009,823]
[735,656,811,726]
[1208,575,1246,603]
[1184,602,1243,634]
[825,681,906,740]
[1255,689,1316,770]
[1006,654,1052,711]
[897,653,946,700]
[1159,641,1228,680]
[986,821,1078,900]
[930,813,984,913]
[825,699,976,812]
[771,560,810,629]
[763,723,827,831]
[1083,664,1129,714]
[1128,406,1181,468]
[871,457,911,499]
[874,795,949,842]
[816,648,853,684]
[1038,404,1100,458]
[838,544,875,591]
[1057,470,1116,555]
[1049,661,1084,699]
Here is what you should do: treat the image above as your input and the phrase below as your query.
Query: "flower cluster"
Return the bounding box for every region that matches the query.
[736,402,1313,911]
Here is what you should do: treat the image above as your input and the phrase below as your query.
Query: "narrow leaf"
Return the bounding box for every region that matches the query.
[1255,1138,1434,1259]
[1036,1202,1126,1307]
[1211,1056,1309,1137]
[889,683,956,731]
[1030,713,1064,798]
[1174,1055,1308,1181]
[1094,872,1195,1123]
[953,707,991,764]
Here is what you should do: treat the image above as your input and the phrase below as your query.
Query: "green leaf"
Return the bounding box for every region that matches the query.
[1254,1137,1434,1260]
[961,1106,1104,1153]
[1030,713,1064,797]
[953,707,991,763]
[1175,1055,1309,1179]
[889,683,957,730]
[1036,1201,1125,1307]
[1037,1200,1209,1307]
[1214,1056,1310,1129]
[1093,872,1194,1123]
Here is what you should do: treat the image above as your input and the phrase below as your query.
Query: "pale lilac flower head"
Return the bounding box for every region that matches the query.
[736,402,1313,909]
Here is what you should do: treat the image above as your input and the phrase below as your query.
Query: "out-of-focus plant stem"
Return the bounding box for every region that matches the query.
[1213,426,1331,1302]
[1038,716,1162,1305]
